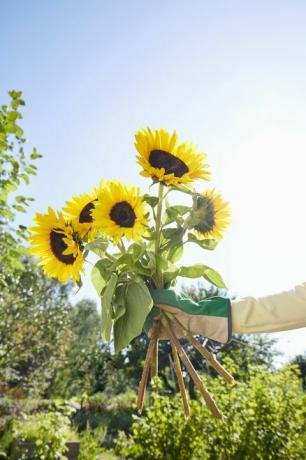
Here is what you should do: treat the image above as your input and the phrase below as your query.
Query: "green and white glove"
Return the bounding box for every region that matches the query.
[144,288,232,344]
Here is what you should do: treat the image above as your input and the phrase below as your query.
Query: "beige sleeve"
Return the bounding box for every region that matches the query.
[232,282,306,334]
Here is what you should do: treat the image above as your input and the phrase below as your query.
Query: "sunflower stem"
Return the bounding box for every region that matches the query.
[161,313,223,420]
[118,239,126,253]
[154,182,164,289]
[164,310,235,384]
[170,339,190,417]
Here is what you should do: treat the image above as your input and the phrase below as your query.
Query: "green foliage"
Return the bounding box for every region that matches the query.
[113,281,153,353]
[115,364,306,460]
[75,392,136,449]
[11,411,77,460]
[48,300,110,397]
[0,90,41,281]
[178,264,227,288]
[187,233,219,250]
[79,424,104,460]
[0,257,72,397]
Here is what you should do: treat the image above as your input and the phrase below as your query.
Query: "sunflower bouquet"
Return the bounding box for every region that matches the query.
[29,128,234,418]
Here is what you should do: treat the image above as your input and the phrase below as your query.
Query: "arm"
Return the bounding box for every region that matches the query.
[232,282,306,334]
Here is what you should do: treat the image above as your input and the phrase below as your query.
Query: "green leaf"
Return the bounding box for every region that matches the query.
[114,280,153,353]
[12,204,26,213]
[15,195,26,203]
[101,272,118,341]
[162,227,184,248]
[203,267,227,288]
[178,264,227,288]
[30,148,42,159]
[165,205,190,224]
[5,122,17,133]
[168,244,184,263]
[143,194,159,208]
[86,237,109,257]
[163,261,179,285]
[6,111,19,122]
[187,233,219,250]
[19,173,29,184]
[91,260,108,295]
[15,126,24,137]
[113,285,127,321]
[111,253,134,270]
[128,242,146,261]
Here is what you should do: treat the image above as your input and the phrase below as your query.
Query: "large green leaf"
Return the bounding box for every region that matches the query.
[86,237,109,257]
[128,242,146,261]
[203,267,227,289]
[178,264,227,288]
[162,227,184,248]
[91,258,112,294]
[187,233,219,250]
[91,261,106,295]
[113,285,127,321]
[113,280,153,353]
[168,244,184,263]
[101,272,118,341]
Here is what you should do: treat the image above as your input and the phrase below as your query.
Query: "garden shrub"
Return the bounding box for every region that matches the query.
[115,362,306,460]
[6,411,78,460]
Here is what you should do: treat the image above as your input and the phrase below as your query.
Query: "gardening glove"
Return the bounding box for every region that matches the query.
[144,288,232,344]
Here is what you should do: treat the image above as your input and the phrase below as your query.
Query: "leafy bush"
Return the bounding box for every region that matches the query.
[115,362,306,460]
[10,411,77,460]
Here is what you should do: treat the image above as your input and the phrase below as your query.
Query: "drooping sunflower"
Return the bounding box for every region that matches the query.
[92,180,148,243]
[135,127,210,186]
[63,189,98,240]
[191,189,231,240]
[29,207,84,282]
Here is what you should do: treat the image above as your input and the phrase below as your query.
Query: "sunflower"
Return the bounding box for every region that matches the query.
[135,127,210,186]
[29,207,84,282]
[191,189,231,240]
[63,189,98,240]
[92,181,148,243]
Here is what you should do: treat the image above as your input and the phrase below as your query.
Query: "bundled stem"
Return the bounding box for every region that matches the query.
[170,339,190,417]
[164,311,234,384]
[151,320,159,378]
[161,314,223,419]
[137,320,160,414]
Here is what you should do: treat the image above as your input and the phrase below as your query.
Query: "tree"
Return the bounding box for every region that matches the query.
[290,352,306,390]
[0,90,41,282]
[0,257,73,397]
[48,299,114,398]
[0,91,73,397]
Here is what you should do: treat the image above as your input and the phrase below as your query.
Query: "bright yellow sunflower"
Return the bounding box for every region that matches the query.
[92,181,148,243]
[29,207,84,282]
[63,189,98,240]
[191,189,231,240]
[135,127,210,186]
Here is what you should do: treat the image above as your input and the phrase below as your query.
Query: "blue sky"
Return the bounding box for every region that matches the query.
[2,1,306,361]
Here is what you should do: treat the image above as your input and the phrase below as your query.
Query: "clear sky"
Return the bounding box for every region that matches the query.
[2,0,305,362]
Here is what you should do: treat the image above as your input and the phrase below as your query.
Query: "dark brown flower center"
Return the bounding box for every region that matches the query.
[110,201,136,227]
[50,228,76,265]
[149,149,189,177]
[79,201,96,223]
[194,196,215,234]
